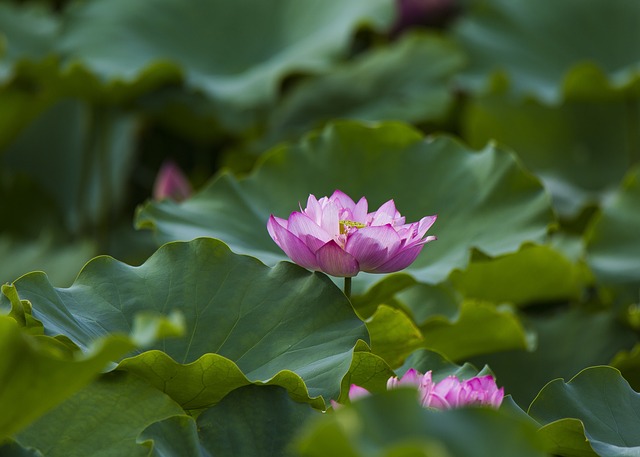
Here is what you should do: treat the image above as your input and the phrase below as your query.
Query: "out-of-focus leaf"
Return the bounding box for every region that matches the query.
[0,3,58,81]
[586,167,640,300]
[453,0,640,102]
[463,93,639,217]
[137,121,554,287]
[263,32,465,146]
[0,234,96,287]
[4,238,366,409]
[2,99,138,233]
[449,244,592,307]
[197,385,317,457]
[0,315,133,440]
[529,366,640,457]
[57,0,394,130]
[468,308,636,408]
[367,305,424,368]
[296,388,547,457]
[13,372,185,457]
[418,301,531,362]
[137,415,208,457]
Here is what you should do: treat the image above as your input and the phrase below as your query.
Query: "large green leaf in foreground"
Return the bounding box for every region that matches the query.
[137,121,553,286]
[529,366,640,457]
[297,389,547,457]
[453,0,640,102]
[5,238,366,408]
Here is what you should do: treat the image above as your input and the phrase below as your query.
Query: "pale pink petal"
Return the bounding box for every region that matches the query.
[315,240,360,277]
[415,215,438,239]
[330,399,342,410]
[370,243,425,273]
[387,368,422,390]
[287,212,332,252]
[348,384,371,401]
[303,194,323,225]
[369,199,398,226]
[345,225,402,271]
[267,215,320,270]
[352,197,369,223]
[330,190,357,211]
[319,200,341,238]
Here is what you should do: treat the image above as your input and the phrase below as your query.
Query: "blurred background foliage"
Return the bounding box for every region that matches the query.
[2,0,640,423]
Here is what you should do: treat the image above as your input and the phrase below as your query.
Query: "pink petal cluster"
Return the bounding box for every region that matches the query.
[267,190,437,277]
[341,369,504,410]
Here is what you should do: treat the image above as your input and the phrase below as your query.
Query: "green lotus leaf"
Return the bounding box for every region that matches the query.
[529,366,640,457]
[367,305,424,368]
[337,342,395,402]
[449,244,592,307]
[0,440,44,457]
[452,0,640,102]
[57,0,394,129]
[0,3,58,81]
[0,316,133,441]
[137,415,208,457]
[296,388,547,457]
[611,344,640,392]
[263,32,465,147]
[2,98,138,234]
[0,234,96,287]
[463,93,638,217]
[469,308,636,408]
[136,121,554,287]
[12,372,185,457]
[0,304,182,441]
[585,166,640,300]
[419,301,531,362]
[4,238,366,409]
[197,385,317,457]
[398,349,490,382]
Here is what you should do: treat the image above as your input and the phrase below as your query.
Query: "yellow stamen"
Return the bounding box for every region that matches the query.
[340,220,366,234]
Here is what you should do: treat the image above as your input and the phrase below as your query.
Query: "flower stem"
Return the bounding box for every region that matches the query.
[344,277,352,299]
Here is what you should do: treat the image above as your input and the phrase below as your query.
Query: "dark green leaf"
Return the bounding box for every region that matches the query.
[529,366,640,457]
[197,385,317,457]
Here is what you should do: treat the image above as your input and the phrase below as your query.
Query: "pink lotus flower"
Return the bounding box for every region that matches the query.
[339,369,504,410]
[153,160,192,202]
[267,190,437,277]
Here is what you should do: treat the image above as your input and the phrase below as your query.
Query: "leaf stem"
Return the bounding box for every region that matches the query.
[344,277,352,299]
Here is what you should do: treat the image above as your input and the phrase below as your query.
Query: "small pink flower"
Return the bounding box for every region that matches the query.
[153,160,192,202]
[267,190,436,277]
[337,370,504,410]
